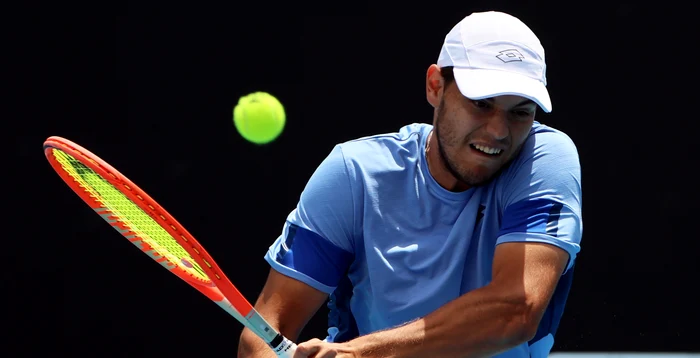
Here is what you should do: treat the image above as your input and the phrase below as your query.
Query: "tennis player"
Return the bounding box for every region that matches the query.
[239,11,583,358]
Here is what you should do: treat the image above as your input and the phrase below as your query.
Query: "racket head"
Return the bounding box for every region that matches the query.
[43,136,252,314]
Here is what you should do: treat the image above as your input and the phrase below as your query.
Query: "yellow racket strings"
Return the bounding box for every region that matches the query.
[52,149,208,281]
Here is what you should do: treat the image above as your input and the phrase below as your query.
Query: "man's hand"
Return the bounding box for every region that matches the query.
[293,338,359,358]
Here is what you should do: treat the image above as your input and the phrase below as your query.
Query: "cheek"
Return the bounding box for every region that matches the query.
[509,121,534,149]
[440,110,475,143]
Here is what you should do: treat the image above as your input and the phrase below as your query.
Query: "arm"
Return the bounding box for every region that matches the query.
[238,268,328,358]
[296,128,583,357]
[336,241,569,358]
[240,144,359,357]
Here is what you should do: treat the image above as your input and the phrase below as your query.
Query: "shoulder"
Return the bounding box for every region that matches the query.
[530,122,579,158]
[336,123,432,170]
[525,121,579,156]
[508,121,581,176]
[493,122,582,204]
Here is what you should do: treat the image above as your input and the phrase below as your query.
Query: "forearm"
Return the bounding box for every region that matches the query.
[238,328,278,358]
[347,284,535,358]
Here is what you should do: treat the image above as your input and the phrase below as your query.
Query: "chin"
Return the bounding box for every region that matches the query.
[459,167,499,187]
[459,173,494,187]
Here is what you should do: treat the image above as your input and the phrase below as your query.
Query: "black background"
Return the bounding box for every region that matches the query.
[8,1,700,356]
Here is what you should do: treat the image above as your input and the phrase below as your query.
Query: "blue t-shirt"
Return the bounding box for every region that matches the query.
[265,122,583,358]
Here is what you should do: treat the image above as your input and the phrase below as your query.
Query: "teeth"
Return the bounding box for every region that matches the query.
[474,144,502,155]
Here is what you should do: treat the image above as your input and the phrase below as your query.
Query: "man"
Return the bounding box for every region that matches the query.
[239,10,582,358]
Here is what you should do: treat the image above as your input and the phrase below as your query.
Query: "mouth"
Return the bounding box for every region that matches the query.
[469,144,503,157]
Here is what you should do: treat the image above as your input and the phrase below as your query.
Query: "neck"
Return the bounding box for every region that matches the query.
[425,130,470,192]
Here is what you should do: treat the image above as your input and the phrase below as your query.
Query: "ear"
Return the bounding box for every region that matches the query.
[426,64,444,108]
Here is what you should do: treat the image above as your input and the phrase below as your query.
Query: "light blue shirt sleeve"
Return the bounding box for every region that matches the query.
[496,127,583,272]
[290,144,358,254]
[265,144,358,293]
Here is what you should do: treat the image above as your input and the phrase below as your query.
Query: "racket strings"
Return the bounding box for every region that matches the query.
[52,149,209,281]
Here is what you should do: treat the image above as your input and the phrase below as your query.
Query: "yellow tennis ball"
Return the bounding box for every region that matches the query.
[233,92,286,145]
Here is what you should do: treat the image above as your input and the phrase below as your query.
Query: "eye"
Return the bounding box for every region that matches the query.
[472,100,491,109]
[512,109,534,118]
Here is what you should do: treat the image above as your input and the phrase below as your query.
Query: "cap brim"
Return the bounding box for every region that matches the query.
[452,68,552,113]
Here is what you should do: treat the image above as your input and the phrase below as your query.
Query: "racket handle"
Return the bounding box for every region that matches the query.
[272,336,297,357]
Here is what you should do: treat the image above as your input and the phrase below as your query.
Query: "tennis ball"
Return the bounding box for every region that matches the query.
[233,92,286,145]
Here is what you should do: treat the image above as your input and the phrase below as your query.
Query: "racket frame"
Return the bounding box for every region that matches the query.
[44,136,296,356]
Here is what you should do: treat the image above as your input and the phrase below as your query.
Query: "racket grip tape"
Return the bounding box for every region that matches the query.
[270,335,297,357]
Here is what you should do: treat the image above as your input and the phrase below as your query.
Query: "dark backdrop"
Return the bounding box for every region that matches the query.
[9,1,699,356]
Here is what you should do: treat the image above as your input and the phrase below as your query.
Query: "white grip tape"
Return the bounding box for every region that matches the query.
[273,337,297,357]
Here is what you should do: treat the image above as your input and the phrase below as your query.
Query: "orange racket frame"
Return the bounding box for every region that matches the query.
[44,136,296,356]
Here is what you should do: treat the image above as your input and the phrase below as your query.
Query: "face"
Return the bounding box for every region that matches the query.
[427,66,537,189]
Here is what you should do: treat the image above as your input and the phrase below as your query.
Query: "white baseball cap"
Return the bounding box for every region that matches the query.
[437,11,552,112]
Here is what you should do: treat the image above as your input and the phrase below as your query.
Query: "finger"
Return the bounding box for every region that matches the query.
[295,339,323,357]
[318,349,338,358]
[292,350,310,358]
[292,347,313,358]
[300,347,337,358]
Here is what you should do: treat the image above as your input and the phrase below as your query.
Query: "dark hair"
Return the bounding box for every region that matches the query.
[440,66,455,86]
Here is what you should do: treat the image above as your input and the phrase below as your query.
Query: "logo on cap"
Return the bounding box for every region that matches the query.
[496,49,524,63]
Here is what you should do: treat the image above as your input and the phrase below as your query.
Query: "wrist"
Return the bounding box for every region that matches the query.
[344,331,398,358]
[341,340,364,358]
[350,319,427,358]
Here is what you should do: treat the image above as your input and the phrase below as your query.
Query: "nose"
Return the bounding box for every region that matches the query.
[484,113,509,141]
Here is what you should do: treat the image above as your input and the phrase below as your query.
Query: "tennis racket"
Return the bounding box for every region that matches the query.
[44,136,297,357]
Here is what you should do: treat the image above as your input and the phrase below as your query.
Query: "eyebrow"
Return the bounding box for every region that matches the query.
[483,98,536,108]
